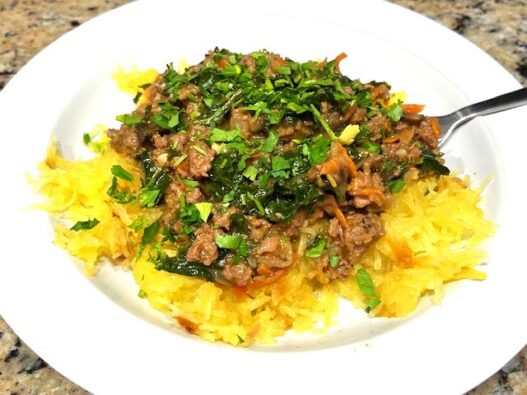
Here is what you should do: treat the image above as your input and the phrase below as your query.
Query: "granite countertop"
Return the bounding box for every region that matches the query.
[1,0,525,393]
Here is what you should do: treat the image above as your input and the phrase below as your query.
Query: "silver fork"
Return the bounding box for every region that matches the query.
[435,87,527,146]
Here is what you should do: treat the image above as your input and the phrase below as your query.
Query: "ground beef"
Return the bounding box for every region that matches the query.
[247,216,271,242]
[212,207,239,230]
[187,141,215,179]
[241,55,256,73]
[178,83,200,101]
[186,188,205,203]
[370,84,390,101]
[321,101,348,130]
[186,224,218,266]
[329,213,384,264]
[152,132,170,149]
[381,141,421,166]
[323,255,352,280]
[162,182,185,223]
[108,125,143,155]
[328,217,343,239]
[416,117,439,148]
[344,104,367,124]
[347,171,386,209]
[283,209,324,237]
[222,263,253,286]
[228,108,265,136]
[253,236,293,269]
[361,153,382,173]
[366,114,390,141]
[277,119,314,139]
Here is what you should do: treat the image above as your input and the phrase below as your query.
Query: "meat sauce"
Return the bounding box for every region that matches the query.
[108,49,447,286]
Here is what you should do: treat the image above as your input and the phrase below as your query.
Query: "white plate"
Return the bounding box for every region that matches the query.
[0,0,525,394]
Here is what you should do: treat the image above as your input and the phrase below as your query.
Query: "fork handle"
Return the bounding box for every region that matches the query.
[453,87,527,126]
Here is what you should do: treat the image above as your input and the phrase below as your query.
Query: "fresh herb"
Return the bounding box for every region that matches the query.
[180,178,199,188]
[173,154,187,167]
[142,220,160,245]
[420,149,450,175]
[242,165,258,181]
[386,103,403,122]
[116,113,142,125]
[178,203,201,226]
[155,256,216,281]
[192,145,207,156]
[215,234,243,249]
[260,131,279,153]
[388,179,405,193]
[354,89,372,108]
[83,133,91,145]
[194,202,213,222]
[362,141,381,154]
[129,217,148,232]
[305,237,326,258]
[271,156,290,178]
[139,189,161,207]
[71,218,99,231]
[137,153,171,207]
[307,135,331,165]
[107,177,136,204]
[111,165,134,181]
[329,255,340,268]
[356,268,381,312]
[209,128,243,143]
[309,104,336,140]
[151,103,181,130]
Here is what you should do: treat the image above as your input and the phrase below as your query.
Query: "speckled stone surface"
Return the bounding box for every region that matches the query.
[0,0,526,394]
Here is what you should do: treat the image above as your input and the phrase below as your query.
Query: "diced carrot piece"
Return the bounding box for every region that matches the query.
[355,187,386,202]
[430,117,441,138]
[402,104,425,114]
[320,160,339,175]
[218,57,229,69]
[335,52,348,65]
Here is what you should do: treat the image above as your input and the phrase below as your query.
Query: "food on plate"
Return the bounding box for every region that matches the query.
[34,49,495,345]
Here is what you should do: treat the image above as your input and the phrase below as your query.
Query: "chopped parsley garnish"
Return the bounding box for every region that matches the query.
[178,202,201,225]
[388,179,405,193]
[242,166,258,181]
[329,255,340,268]
[307,135,331,165]
[180,178,199,188]
[271,156,290,178]
[260,131,279,153]
[215,234,243,249]
[137,153,171,207]
[386,103,403,122]
[305,237,326,258]
[116,113,142,125]
[362,141,381,154]
[356,268,381,312]
[111,165,134,181]
[141,220,160,245]
[139,189,161,207]
[420,149,450,175]
[192,145,207,155]
[209,128,243,143]
[107,177,136,204]
[194,202,213,222]
[71,218,99,231]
